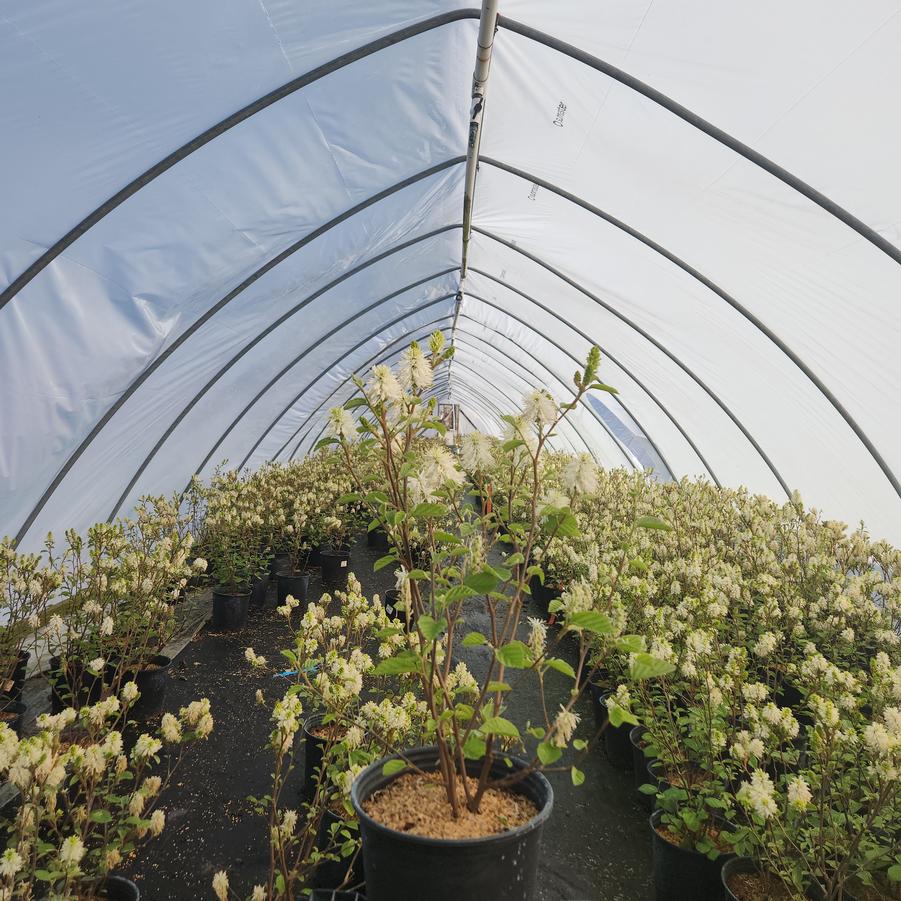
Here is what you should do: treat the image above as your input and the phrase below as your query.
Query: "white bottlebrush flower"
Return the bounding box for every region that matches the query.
[87,657,106,675]
[562,453,598,496]
[121,681,140,703]
[149,809,166,836]
[244,647,267,667]
[460,432,495,473]
[736,770,778,820]
[787,775,812,810]
[59,835,86,868]
[527,617,547,659]
[252,887,266,901]
[753,632,778,658]
[0,848,22,878]
[327,406,357,440]
[551,706,580,748]
[521,388,557,427]
[367,364,403,405]
[212,870,229,901]
[397,342,433,391]
[192,557,208,572]
[132,734,162,761]
[160,713,182,743]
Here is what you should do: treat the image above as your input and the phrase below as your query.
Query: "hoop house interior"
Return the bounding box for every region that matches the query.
[2,0,900,547]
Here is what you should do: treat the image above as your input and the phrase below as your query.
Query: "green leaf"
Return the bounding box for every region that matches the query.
[344,397,368,409]
[487,681,511,692]
[589,382,619,395]
[888,864,901,883]
[417,615,447,641]
[628,653,676,681]
[374,650,421,675]
[566,610,615,635]
[635,515,672,531]
[544,657,576,679]
[382,759,407,776]
[462,735,487,759]
[462,631,486,647]
[373,553,397,572]
[445,584,477,603]
[495,640,533,669]
[615,634,646,654]
[608,705,639,728]
[314,437,338,451]
[465,569,499,594]
[571,766,586,786]
[481,716,520,739]
[454,704,474,720]
[407,568,429,580]
[573,738,587,751]
[411,502,447,519]
[537,742,562,764]
[89,809,113,823]
[337,493,361,505]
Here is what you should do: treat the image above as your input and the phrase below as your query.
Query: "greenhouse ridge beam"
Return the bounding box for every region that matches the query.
[497,16,901,269]
[466,273,718,485]
[108,273,462,521]
[0,9,481,311]
[472,226,791,497]
[13,161,464,545]
[480,157,901,503]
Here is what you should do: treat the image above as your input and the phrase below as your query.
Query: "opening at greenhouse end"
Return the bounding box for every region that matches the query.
[0,1,898,899]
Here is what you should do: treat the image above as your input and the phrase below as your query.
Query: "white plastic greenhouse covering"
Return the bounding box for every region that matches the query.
[2,0,901,549]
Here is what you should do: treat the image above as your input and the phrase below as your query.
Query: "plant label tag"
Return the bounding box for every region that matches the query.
[340,560,347,567]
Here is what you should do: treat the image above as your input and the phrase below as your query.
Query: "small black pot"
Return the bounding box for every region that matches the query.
[0,651,28,705]
[321,549,351,586]
[270,551,291,578]
[303,714,343,801]
[211,587,250,631]
[309,543,323,567]
[383,589,416,628]
[721,857,763,901]
[367,528,391,552]
[250,574,269,607]
[528,575,562,610]
[95,875,141,900]
[630,726,656,810]
[0,701,27,736]
[587,682,609,732]
[127,655,172,719]
[313,805,363,890]
[351,745,553,901]
[600,692,633,770]
[49,656,103,712]
[650,808,731,901]
[277,570,310,606]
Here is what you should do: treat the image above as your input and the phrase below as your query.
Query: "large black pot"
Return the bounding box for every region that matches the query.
[0,650,30,706]
[0,701,26,736]
[277,570,310,606]
[126,655,172,719]
[601,692,633,770]
[528,575,562,611]
[211,586,250,631]
[321,549,351,586]
[351,746,553,901]
[91,876,141,900]
[312,805,363,891]
[587,681,609,732]
[650,808,731,901]
[721,857,763,901]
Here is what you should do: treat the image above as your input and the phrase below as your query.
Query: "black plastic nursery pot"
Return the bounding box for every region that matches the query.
[277,570,310,605]
[650,808,732,901]
[211,586,250,631]
[321,548,351,586]
[721,857,766,901]
[0,701,26,736]
[630,726,656,810]
[250,573,269,607]
[270,550,291,578]
[367,527,391,552]
[49,655,103,713]
[0,650,30,706]
[382,589,416,628]
[94,875,141,900]
[596,691,632,770]
[303,714,344,801]
[312,804,364,891]
[528,574,562,610]
[351,746,554,901]
[587,681,609,731]
[310,891,363,901]
[126,655,172,719]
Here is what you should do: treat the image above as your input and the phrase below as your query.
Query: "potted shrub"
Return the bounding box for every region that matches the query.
[310,335,675,901]
[319,516,351,586]
[204,472,268,631]
[0,685,213,900]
